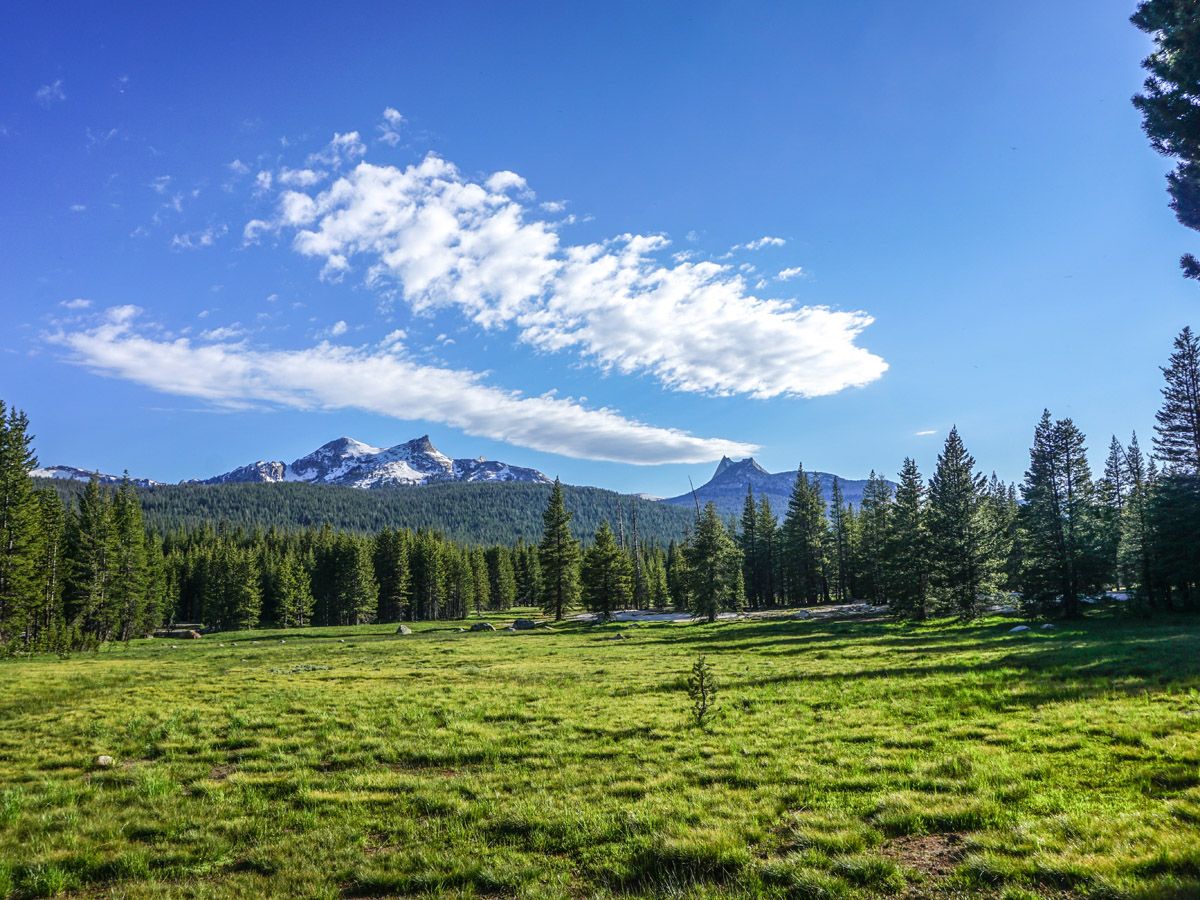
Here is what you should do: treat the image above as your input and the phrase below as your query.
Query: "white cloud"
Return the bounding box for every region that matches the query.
[254,170,273,194]
[264,155,887,399]
[53,308,756,464]
[227,159,250,175]
[309,131,367,168]
[915,429,937,436]
[278,167,325,187]
[59,298,91,310]
[377,108,404,146]
[199,324,245,341]
[150,175,172,194]
[485,170,529,194]
[540,200,566,214]
[328,320,348,336]
[777,266,805,281]
[69,204,86,213]
[35,79,66,106]
[171,225,228,250]
[735,235,786,251]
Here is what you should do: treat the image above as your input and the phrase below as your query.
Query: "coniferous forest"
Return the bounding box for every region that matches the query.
[3,326,1200,650]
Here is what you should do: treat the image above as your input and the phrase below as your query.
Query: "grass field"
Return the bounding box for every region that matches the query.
[2,608,1199,898]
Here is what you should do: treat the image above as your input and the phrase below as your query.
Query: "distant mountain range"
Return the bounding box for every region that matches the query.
[31,465,160,489]
[194,435,551,488]
[663,456,890,518]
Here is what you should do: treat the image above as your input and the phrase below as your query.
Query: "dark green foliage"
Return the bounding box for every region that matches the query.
[684,502,742,623]
[1018,412,1110,618]
[883,458,930,620]
[0,403,39,644]
[927,428,1001,617]
[1154,326,1200,473]
[581,521,631,619]
[855,471,892,604]
[1132,1,1200,278]
[36,479,694,546]
[538,479,581,621]
[780,465,827,605]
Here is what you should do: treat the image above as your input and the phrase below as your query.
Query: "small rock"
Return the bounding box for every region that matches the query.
[606,633,629,641]
[395,624,413,635]
[94,755,115,769]
[1009,625,1031,633]
[1040,623,1056,630]
[338,639,346,643]
[512,618,538,630]
[470,622,495,632]
[279,640,286,644]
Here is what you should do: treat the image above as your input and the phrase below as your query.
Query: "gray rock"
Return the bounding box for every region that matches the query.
[606,633,629,641]
[512,618,538,630]
[94,755,115,768]
[395,624,413,635]
[1009,625,1031,633]
[470,622,495,632]
[1040,623,1056,630]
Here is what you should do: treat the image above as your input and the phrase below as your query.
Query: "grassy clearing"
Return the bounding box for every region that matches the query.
[1,609,1199,898]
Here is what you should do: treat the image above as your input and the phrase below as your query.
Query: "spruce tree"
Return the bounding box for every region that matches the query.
[857,471,892,604]
[757,496,777,606]
[31,488,66,643]
[1099,436,1129,586]
[884,458,931,619]
[276,551,315,627]
[739,488,760,607]
[112,476,150,640]
[470,547,490,615]
[1120,434,1158,608]
[486,546,518,611]
[581,521,632,620]
[684,502,743,622]
[0,403,39,644]
[780,465,826,605]
[538,479,580,620]
[65,478,118,640]
[927,427,999,617]
[1019,412,1109,618]
[1155,326,1200,473]
[828,479,852,602]
[373,529,411,622]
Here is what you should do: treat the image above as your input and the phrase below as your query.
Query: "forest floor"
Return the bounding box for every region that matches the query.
[1,607,1199,898]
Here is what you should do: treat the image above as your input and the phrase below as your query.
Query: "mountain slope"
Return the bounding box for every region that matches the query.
[30,465,159,488]
[197,435,550,488]
[35,478,695,546]
[662,457,890,517]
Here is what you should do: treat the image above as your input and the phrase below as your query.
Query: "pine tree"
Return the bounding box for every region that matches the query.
[65,478,119,640]
[739,488,760,607]
[666,539,689,611]
[581,521,632,620]
[1099,436,1129,586]
[927,427,999,617]
[684,502,743,623]
[276,551,315,627]
[828,479,852,602]
[780,465,826,605]
[470,547,490,615]
[646,546,671,610]
[1154,326,1200,473]
[538,479,580,620]
[856,471,892,604]
[757,496,777,606]
[1019,412,1109,618]
[112,476,150,640]
[373,529,411,622]
[1120,433,1158,608]
[0,403,40,644]
[884,458,931,619]
[486,546,518,611]
[333,535,378,625]
[30,488,66,643]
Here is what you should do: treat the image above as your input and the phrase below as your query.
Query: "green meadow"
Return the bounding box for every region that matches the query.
[1,609,1199,898]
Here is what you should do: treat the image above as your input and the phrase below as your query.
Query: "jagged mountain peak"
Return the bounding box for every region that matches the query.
[195,435,550,489]
[713,456,769,480]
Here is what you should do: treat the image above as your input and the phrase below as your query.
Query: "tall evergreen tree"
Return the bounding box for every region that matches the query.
[780,465,826,605]
[1154,326,1200,472]
[1018,412,1109,618]
[827,478,852,602]
[684,502,743,623]
[856,471,892,604]
[581,521,632,620]
[373,529,411,622]
[1132,2,1200,278]
[65,478,118,640]
[538,478,581,620]
[112,476,150,640]
[927,427,999,617]
[884,458,931,619]
[486,546,518,611]
[0,403,39,644]
[1099,436,1129,586]
[275,551,315,627]
[739,487,760,607]
[757,496,777,606]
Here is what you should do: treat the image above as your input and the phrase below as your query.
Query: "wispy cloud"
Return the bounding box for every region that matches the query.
[915,429,937,436]
[377,108,404,147]
[257,145,887,399]
[35,79,66,106]
[59,298,92,310]
[170,225,227,250]
[777,266,805,281]
[734,235,786,251]
[52,307,757,464]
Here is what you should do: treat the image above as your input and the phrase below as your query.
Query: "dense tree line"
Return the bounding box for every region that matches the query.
[35,478,696,547]
[4,327,1200,645]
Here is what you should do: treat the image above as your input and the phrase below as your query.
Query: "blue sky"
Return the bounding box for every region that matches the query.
[1,1,1194,496]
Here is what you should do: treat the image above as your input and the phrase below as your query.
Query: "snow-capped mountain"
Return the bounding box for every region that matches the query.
[31,465,160,488]
[197,435,552,488]
[662,456,891,517]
